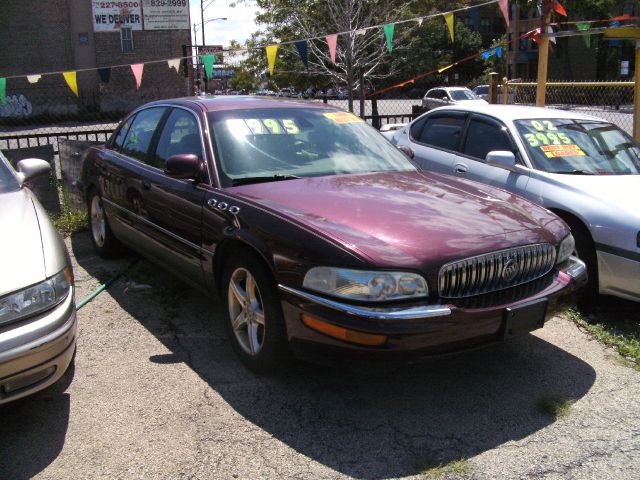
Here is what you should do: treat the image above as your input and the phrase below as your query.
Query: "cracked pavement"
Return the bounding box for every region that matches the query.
[1,232,639,479]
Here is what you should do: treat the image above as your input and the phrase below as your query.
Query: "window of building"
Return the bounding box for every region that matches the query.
[121,28,134,53]
[519,31,527,51]
[623,2,635,15]
[480,18,491,33]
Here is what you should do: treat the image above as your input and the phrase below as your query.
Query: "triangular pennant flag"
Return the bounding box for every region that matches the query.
[438,64,453,73]
[26,75,41,84]
[202,54,215,80]
[0,78,6,105]
[481,51,492,60]
[499,0,510,27]
[495,46,503,58]
[576,22,591,48]
[131,63,144,90]
[383,24,395,53]
[470,7,480,32]
[266,45,278,75]
[167,59,181,73]
[98,68,111,83]
[63,71,78,96]
[444,12,454,43]
[295,40,308,68]
[355,29,367,36]
[326,34,338,64]
[554,1,567,17]
[525,28,541,44]
[548,25,557,44]
[416,18,424,27]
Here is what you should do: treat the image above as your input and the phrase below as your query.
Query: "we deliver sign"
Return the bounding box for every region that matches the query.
[92,1,143,31]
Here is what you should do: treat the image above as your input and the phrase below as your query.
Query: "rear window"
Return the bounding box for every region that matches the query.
[416,115,465,151]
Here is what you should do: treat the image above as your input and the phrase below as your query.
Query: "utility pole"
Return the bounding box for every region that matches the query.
[536,0,551,106]
[200,0,208,94]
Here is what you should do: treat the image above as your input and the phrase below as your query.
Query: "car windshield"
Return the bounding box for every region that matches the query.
[514,118,640,175]
[474,86,488,94]
[0,152,20,193]
[209,108,417,186]
[450,90,479,100]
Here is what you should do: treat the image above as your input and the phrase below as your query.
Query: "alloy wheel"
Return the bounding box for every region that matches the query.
[228,267,266,355]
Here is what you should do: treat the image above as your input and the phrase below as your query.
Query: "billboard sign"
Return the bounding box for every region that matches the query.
[198,45,224,64]
[92,1,143,31]
[141,0,190,30]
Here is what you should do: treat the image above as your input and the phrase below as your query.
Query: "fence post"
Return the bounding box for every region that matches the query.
[502,77,509,104]
[634,40,640,140]
[489,72,499,104]
[371,98,380,129]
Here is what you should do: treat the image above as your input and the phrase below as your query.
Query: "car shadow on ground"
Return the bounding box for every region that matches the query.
[67,233,599,478]
[0,359,74,479]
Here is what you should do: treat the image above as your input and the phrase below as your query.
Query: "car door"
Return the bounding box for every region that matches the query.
[405,111,467,175]
[137,106,209,286]
[95,107,167,247]
[453,114,530,194]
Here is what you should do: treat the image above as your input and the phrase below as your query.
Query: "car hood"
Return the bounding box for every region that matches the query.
[230,171,563,268]
[545,173,640,219]
[0,189,46,296]
[454,99,488,104]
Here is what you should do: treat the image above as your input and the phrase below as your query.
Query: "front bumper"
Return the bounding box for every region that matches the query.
[279,257,586,366]
[0,287,77,405]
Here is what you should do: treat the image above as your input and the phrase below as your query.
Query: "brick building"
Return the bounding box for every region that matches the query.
[0,0,191,118]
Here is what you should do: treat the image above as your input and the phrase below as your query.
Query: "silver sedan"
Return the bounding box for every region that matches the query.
[392,104,640,302]
[0,152,76,404]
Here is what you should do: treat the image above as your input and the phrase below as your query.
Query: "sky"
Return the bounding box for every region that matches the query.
[189,0,260,48]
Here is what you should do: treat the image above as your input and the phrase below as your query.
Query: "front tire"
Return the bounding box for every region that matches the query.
[222,251,289,373]
[87,190,122,257]
[565,217,599,307]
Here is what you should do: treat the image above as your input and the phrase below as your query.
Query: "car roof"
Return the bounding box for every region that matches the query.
[427,104,604,122]
[142,95,337,113]
[428,86,471,91]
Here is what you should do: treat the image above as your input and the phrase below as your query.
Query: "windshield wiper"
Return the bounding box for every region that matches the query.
[548,169,596,175]
[231,174,302,186]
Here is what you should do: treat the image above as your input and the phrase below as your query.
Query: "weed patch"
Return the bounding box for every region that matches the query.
[536,394,573,419]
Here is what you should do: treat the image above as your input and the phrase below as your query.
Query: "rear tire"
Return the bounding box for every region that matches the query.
[87,190,122,258]
[222,250,289,373]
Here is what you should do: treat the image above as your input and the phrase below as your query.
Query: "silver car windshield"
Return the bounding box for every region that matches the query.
[0,153,20,193]
[209,108,417,186]
[514,118,640,175]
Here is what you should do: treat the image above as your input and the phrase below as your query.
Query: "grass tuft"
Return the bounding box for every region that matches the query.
[564,308,640,370]
[52,208,87,237]
[536,394,573,419]
[420,459,473,479]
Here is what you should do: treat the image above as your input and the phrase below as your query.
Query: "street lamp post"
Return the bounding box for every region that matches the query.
[192,15,227,94]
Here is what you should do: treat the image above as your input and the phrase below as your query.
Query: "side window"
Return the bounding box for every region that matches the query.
[111,116,135,152]
[417,115,466,151]
[463,118,514,161]
[121,107,166,163]
[409,116,428,140]
[154,109,203,169]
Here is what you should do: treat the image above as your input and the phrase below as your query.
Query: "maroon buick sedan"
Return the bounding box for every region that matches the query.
[80,96,586,372]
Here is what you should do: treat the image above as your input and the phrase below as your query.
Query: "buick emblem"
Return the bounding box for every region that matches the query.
[502,257,519,282]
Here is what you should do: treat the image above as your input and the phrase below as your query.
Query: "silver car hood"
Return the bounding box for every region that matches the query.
[545,173,640,219]
[0,189,46,296]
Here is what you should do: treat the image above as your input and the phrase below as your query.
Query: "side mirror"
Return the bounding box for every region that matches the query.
[442,96,449,102]
[397,145,414,159]
[486,151,518,172]
[16,158,51,183]
[165,154,202,180]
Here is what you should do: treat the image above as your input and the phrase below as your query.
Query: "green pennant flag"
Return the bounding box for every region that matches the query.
[0,77,6,105]
[383,24,395,53]
[576,23,591,48]
[202,54,216,80]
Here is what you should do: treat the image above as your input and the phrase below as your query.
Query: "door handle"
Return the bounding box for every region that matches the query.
[454,163,468,174]
[141,180,151,190]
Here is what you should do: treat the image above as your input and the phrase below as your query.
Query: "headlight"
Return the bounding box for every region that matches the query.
[0,268,72,326]
[303,267,428,302]
[556,234,575,265]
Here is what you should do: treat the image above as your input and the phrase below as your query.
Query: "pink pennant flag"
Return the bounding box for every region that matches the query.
[131,63,144,90]
[499,0,509,27]
[326,34,338,64]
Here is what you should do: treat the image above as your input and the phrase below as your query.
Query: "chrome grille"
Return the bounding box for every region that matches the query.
[438,243,556,298]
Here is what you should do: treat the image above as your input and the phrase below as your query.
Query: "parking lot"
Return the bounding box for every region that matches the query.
[1,231,639,479]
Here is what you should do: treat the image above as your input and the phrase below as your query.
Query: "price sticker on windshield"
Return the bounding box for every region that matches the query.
[323,112,364,124]
[541,145,585,158]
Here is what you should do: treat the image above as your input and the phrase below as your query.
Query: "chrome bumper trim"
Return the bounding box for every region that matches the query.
[564,256,587,279]
[278,285,451,320]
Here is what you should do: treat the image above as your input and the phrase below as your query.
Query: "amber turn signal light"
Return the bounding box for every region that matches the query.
[301,314,387,346]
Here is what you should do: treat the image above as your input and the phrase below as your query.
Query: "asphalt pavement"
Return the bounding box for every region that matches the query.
[1,232,639,479]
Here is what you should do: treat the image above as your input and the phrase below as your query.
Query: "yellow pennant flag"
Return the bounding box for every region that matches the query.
[444,12,454,43]
[63,71,78,96]
[266,45,278,76]
[438,64,453,73]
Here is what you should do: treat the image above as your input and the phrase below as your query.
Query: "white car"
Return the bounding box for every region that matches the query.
[379,123,407,140]
[392,104,640,302]
[422,86,488,110]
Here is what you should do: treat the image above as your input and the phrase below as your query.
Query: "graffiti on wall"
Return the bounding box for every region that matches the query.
[0,94,33,118]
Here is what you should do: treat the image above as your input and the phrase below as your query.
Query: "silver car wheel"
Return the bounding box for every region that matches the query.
[90,196,106,248]
[228,267,266,356]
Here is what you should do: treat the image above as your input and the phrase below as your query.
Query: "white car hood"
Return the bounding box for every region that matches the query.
[456,99,488,104]
[0,189,46,296]
[546,173,640,219]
